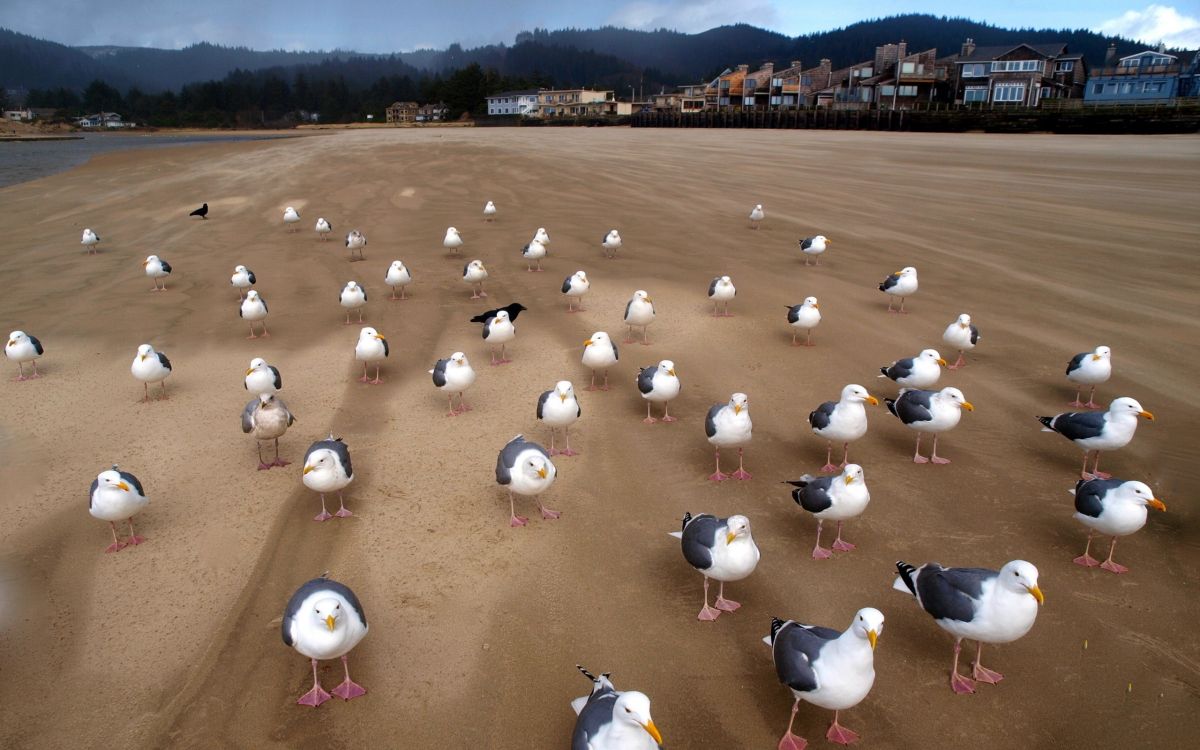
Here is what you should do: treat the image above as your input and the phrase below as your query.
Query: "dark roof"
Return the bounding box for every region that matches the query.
[959,43,1068,62]
[489,89,540,98]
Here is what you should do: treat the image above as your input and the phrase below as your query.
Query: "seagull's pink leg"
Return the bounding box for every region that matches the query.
[1069,388,1085,408]
[831,521,855,552]
[643,402,656,424]
[825,711,860,745]
[839,442,850,468]
[125,518,146,546]
[661,404,676,422]
[247,324,258,339]
[641,327,651,346]
[104,522,126,553]
[359,363,371,383]
[1080,452,1093,480]
[586,370,599,391]
[811,520,832,560]
[559,427,578,456]
[697,577,721,621]
[601,370,610,391]
[509,491,528,527]
[950,640,976,694]
[260,323,270,338]
[778,699,808,750]
[1084,386,1100,410]
[536,498,560,520]
[257,442,272,471]
[160,381,169,400]
[335,491,353,518]
[345,311,351,325]
[624,325,636,344]
[708,448,729,481]
[271,438,289,467]
[447,394,459,417]
[949,352,966,370]
[547,428,559,456]
[459,393,472,412]
[731,448,752,480]
[886,298,896,313]
[297,658,332,707]
[792,331,800,346]
[330,655,367,700]
[1073,531,1100,567]
[14,362,27,381]
[930,435,951,464]
[314,494,333,522]
[143,382,150,402]
[498,344,511,365]
[804,329,814,347]
[820,442,837,473]
[1100,537,1129,574]
[971,642,1004,684]
[478,286,487,298]
[370,365,383,385]
[30,361,40,378]
[400,288,407,300]
[898,297,908,314]
[1090,452,1111,480]
[913,434,929,464]
[714,581,740,612]
[390,287,398,300]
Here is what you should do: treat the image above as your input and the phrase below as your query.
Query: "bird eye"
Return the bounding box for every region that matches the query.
[625,707,632,713]
[1013,571,1018,576]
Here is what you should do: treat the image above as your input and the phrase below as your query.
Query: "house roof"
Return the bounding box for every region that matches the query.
[1120,50,1178,61]
[489,89,540,98]
[959,43,1068,62]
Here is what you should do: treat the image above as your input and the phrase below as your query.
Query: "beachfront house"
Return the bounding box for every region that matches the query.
[849,43,947,109]
[4,108,33,122]
[416,103,449,122]
[1085,45,1199,104]
[535,89,615,118]
[386,101,419,124]
[486,90,541,116]
[76,112,133,128]
[952,39,1086,106]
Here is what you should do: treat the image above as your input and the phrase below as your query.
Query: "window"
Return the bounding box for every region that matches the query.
[992,60,1043,73]
[897,85,918,96]
[771,78,782,86]
[1040,86,1051,99]
[1120,82,1133,94]
[1150,55,1173,66]
[962,63,987,77]
[861,88,872,101]
[743,96,754,106]
[860,67,873,77]
[1105,83,1118,94]
[1143,81,1165,93]
[901,62,915,74]
[1056,61,1075,72]
[770,95,781,105]
[880,85,895,96]
[993,83,1026,102]
[1120,58,1141,68]
[964,86,988,102]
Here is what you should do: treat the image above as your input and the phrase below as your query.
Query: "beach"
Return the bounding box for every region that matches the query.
[0,127,1197,748]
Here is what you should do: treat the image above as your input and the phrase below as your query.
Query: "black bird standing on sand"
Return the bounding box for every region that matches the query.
[189,203,209,219]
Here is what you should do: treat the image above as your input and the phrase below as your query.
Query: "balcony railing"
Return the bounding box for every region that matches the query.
[1090,65,1181,77]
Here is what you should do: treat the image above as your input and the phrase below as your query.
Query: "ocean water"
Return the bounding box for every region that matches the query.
[0,132,292,189]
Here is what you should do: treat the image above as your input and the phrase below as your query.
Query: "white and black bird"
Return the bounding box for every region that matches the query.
[430,351,475,416]
[89,465,149,553]
[537,380,581,456]
[131,344,172,402]
[443,226,464,254]
[531,227,550,246]
[749,204,765,229]
[6,330,44,381]
[1065,345,1112,408]
[302,436,355,521]
[463,259,488,299]
[708,275,736,317]
[242,393,295,470]
[879,349,946,389]
[239,290,269,339]
[893,560,1044,695]
[669,512,759,621]
[623,290,655,345]
[81,227,101,254]
[809,385,878,472]
[705,392,752,481]
[483,201,497,222]
[315,217,332,240]
[601,229,622,259]
[798,235,830,265]
[878,266,917,313]
[143,254,172,291]
[354,326,388,385]
[231,264,256,299]
[1070,478,1166,574]
[571,666,663,749]
[385,260,412,300]
[786,297,821,347]
[766,608,884,750]
[784,464,870,559]
[283,206,301,231]
[886,387,974,464]
[942,313,980,369]
[637,360,679,423]
[562,271,590,312]
[582,332,618,391]
[339,281,367,324]
[244,357,282,395]
[495,435,559,527]
[521,238,547,272]
[1037,397,1154,479]
[282,575,368,707]
[345,230,367,261]
[479,308,516,366]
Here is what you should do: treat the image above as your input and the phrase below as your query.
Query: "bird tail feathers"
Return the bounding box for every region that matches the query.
[668,531,683,539]
[894,561,918,595]
[1037,416,1055,431]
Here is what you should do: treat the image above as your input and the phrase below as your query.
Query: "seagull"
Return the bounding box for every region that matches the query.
[302,436,355,521]
[786,298,821,347]
[189,203,208,219]
[231,264,256,299]
[623,290,655,345]
[798,235,830,265]
[385,260,412,300]
[638,360,680,423]
[522,238,547,272]
[283,206,301,231]
[562,271,590,312]
[483,201,496,222]
[81,228,100,254]
[942,313,980,369]
[708,276,736,317]
[316,217,332,240]
[143,254,172,291]
[571,666,663,749]
[463,259,488,299]
[131,344,172,401]
[1066,346,1111,408]
[749,204,765,229]
[495,434,559,527]
[809,385,878,472]
[879,349,946,389]
[537,380,581,456]
[705,393,752,481]
[1038,397,1154,479]
[532,227,550,246]
[6,331,44,380]
[669,512,759,621]
[443,226,463,254]
[766,608,884,750]
[89,465,149,553]
[886,387,974,464]
[878,267,917,313]
[1071,478,1166,573]
[480,309,516,365]
[239,290,270,338]
[245,357,282,395]
[339,281,367,324]
[893,560,1043,695]
[355,327,388,385]
[582,332,618,391]
[784,464,870,559]
[345,230,367,261]
[430,351,475,416]
[242,393,295,470]
[602,229,622,259]
[282,575,368,706]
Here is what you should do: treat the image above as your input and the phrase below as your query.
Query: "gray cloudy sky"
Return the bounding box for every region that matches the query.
[3,1,1198,51]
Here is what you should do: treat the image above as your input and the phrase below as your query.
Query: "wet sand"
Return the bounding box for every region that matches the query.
[0,128,1197,748]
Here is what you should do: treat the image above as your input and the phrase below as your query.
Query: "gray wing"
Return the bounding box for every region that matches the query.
[611,340,619,361]
[282,578,367,647]
[277,398,296,426]
[883,357,915,381]
[637,367,655,394]
[889,390,934,424]
[156,352,172,370]
[800,237,814,250]
[431,358,449,387]
[29,335,43,355]
[787,475,833,513]
[1045,411,1106,441]
[462,262,471,277]
[916,564,996,623]
[708,277,719,297]
[969,324,980,344]
[773,620,840,693]
[536,390,551,420]
[624,299,633,321]
[1074,478,1120,518]
[269,366,282,390]
[680,513,722,571]
[1065,352,1088,376]
[88,477,98,509]
[808,401,835,430]
[572,690,618,750]
[787,305,801,324]
[241,399,258,433]
[705,403,722,438]
[495,436,528,485]
[561,276,573,294]
[482,318,495,339]
[879,274,899,292]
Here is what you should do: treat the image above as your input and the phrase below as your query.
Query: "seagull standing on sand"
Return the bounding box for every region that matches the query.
[893,559,1043,695]
[231,264,256,299]
[354,327,388,384]
[245,357,282,395]
[474,309,516,365]
[131,344,172,401]
[143,254,172,291]
[798,235,830,265]
[339,281,367,324]
[623,290,655,345]
[315,217,332,240]
[571,666,663,749]
[809,385,879,472]
[766,608,884,750]
[6,331,44,381]
[81,228,100,254]
[879,349,946,389]
[878,267,917,313]
[239,290,270,338]
[302,436,355,521]
[749,204,765,229]
[705,393,753,481]
[242,393,295,470]
[1065,346,1111,408]
[189,203,208,219]
[483,201,496,222]
[886,387,974,464]
[670,512,759,621]
[522,238,547,272]
[1038,397,1153,479]
[582,332,618,391]
[784,464,870,559]
[89,465,149,553]
[385,260,412,300]
[942,313,980,369]
[283,206,301,231]
[495,434,560,527]
[463,260,488,299]
[443,227,464,254]
[786,297,821,346]
[708,276,736,317]
[602,229,622,259]
[345,230,367,261]
[1070,478,1166,573]
[638,360,680,423]
[537,380,581,456]
[282,576,368,706]
[562,271,589,312]
[430,351,475,416]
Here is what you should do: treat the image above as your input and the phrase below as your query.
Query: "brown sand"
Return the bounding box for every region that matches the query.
[0,129,1197,749]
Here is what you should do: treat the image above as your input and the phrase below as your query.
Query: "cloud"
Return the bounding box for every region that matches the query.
[608,0,781,33]
[1094,4,1200,48]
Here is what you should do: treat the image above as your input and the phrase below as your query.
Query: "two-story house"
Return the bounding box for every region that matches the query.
[1085,45,1194,103]
[386,101,419,123]
[486,90,541,117]
[536,89,614,118]
[954,39,1086,106]
[851,42,946,109]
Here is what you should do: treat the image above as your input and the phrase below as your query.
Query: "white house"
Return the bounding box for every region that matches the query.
[78,112,134,129]
[4,108,33,122]
[486,89,541,117]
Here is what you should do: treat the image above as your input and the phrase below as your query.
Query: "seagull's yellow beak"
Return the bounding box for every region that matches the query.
[6,340,13,347]
[937,358,948,367]
[960,322,968,328]
[867,630,878,649]
[1027,585,1045,605]
[726,532,737,544]
[1092,354,1101,361]
[1139,410,1154,420]
[325,614,336,631]
[536,467,547,479]
[375,334,386,340]
[812,302,819,308]
[962,401,975,411]
[667,369,676,377]
[892,270,901,276]
[733,404,742,414]
[642,720,663,744]
[303,465,315,475]
[645,296,653,303]
[116,481,130,492]
[139,354,147,361]
[1149,498,1167,512]
[560,393,567,402]
[844,475,854,485]
[584,339,593,346]
[245,367,255,376]
[865,395,879,406]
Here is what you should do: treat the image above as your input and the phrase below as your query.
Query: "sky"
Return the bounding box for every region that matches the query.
[2,1,1198,52]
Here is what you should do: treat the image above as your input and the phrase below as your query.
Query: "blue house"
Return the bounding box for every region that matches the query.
[1085,46,1195,103]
